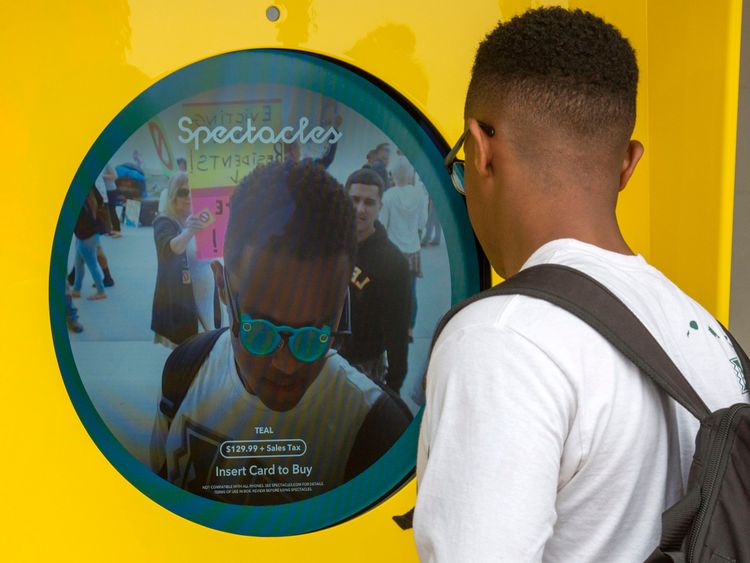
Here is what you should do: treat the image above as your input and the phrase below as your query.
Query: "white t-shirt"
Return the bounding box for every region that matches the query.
[380,183,429,254]
[150,330,386,504]
[415,239,748,563]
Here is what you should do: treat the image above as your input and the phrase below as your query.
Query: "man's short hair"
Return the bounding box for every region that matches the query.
[225,160,356,272]
[466,7,638,146]
[345,168,386,199]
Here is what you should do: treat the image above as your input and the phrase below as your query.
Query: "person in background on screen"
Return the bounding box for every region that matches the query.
[284,113,342,169]
[150,160,411,504]
[379,157,429,343]
[65,289,84,333]
[284,139,339,169]
[338,167,411,394]
[364,142,393,190]
[71,187,108,301]
[68,189,115,289]
[102,164,121,237]
[420,197,441,247]
[159,160,188,215]
[150,172,204,347]
[364,149,377,168]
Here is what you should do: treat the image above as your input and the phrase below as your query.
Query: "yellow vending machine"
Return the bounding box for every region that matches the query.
[2,1,742,561]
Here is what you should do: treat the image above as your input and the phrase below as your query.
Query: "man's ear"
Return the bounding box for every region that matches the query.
[211,260,227,304]
[467,118,494,179]
[619,139,644,191]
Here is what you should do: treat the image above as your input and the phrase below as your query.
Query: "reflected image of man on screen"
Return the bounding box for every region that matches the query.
[339,168,411,394]
[149,160,411,505]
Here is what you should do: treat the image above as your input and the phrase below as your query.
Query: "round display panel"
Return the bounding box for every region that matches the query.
[51,49,485,535]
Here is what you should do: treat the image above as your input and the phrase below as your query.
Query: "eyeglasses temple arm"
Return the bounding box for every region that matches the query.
[222,268,241,337]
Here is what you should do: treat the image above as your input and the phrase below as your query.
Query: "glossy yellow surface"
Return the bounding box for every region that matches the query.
[647,0,743,321]
[0,1,741,561]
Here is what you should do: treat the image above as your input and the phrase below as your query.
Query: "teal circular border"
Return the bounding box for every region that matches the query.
[50,49,483,536]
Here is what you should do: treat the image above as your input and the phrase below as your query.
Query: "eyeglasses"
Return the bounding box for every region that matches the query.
[444,121,495,195]
[223,268,351,363]
[239,314,331,362]
[176,188,190,198]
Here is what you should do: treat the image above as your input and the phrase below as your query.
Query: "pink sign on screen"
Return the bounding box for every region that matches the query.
[191,186,234,260]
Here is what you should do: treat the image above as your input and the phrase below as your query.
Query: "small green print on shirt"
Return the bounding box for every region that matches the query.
[730,357,748,394]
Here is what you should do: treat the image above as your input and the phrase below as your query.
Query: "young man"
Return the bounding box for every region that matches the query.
[414,8,748,562]
[150,160,411,505]
[364,142,392,190]
[380,158,429,341]
[338,168,411,394]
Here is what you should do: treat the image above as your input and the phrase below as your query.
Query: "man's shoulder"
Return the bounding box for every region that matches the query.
[443,287,551,326]
[322,353,384,397]
[369,226,408,264]
[167,330,233,393]
[429,299,578,405]
[320,352,410,410]
[381,186,399,202]
[437,274,630,363]
[435,245,715,382]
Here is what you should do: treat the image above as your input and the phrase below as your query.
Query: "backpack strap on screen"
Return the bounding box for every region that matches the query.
[159,327,229,422]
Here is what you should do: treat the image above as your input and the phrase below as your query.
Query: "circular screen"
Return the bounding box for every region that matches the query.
[51,49,484,535]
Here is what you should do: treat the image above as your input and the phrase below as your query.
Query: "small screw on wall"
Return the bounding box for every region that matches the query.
[266,5,281,22]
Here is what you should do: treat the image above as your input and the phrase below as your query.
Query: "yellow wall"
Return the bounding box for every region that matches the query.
[0,1,741,561]
[648,0,743,322]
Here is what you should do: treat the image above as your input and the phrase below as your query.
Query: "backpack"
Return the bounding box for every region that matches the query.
[415,264,750,562]
[157,327,229,424]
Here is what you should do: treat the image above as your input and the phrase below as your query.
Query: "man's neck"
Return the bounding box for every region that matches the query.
[500,214,632,277]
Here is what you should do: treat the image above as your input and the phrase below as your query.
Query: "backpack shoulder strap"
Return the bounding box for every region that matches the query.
[433,263,712,421]
[159,327,229,421]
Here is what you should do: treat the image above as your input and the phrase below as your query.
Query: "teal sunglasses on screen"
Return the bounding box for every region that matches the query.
[223,267,351,363]
[239,314,332,362]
